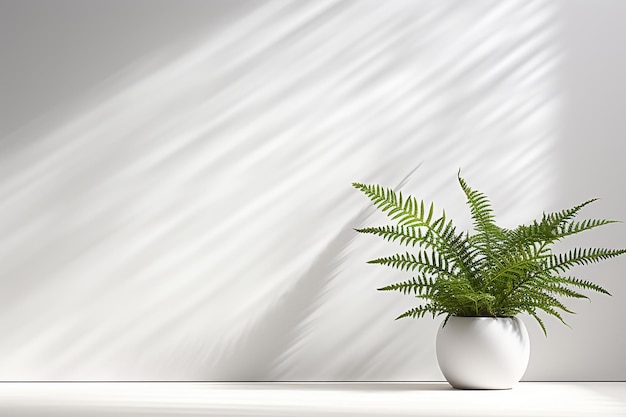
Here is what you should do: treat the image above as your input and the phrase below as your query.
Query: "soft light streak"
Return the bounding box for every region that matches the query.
[0,0,559,380]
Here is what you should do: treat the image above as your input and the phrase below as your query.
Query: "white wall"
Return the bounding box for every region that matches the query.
[0,0,624,381]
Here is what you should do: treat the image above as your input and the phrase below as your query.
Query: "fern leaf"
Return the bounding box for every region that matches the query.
[499,200,609,251]
[353,182,475,279]
[352,174,624,334]
[547,248,626,274]
[516,297,570,335]
[367,251,455,276]
[538,304,570,328]
[395,304,440,320]
[352,183,438,229]
[529,291,576,315]
[378,276,435,295]
[528,310,548,336]
[554,218,620,238]
[457,172,501,237]
[355,225,423,247]
[540,282,589,300]
[542,199,598,229]
[553,276,611,296]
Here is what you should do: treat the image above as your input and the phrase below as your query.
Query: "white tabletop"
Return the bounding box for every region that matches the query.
[0,382,625,416]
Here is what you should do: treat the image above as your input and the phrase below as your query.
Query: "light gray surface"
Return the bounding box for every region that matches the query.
[0,0,625,381]
[0,383,625,416]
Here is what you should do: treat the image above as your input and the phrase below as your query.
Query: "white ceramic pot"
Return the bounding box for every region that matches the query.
[436,316,530,389]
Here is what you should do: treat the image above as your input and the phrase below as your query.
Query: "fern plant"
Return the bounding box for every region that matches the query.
[353,172,625,335]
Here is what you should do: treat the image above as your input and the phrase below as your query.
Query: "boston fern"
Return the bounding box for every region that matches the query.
[353,172,625,335]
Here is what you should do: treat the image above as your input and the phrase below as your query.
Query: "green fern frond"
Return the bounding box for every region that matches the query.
[352,183,435,228]
[552,276,612,296]
[554,219,620,238]
[512,295,571,334]
[395,304,441,320]
[378,276,435,295]
[524,291,576,315]
[353,172,624,335]
[501,224,555,250]
[538,281,589,300]
[368,251,456,276]
[536,304,570,328]
[498,200,610,251]
[355,225,424,247]
[542,199,598,229]
[457,171,501,237]
[353,182,475,279]
[547,248,626,274]
[528,310,548,336]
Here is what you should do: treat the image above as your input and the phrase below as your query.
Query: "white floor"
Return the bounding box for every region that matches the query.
[0,382,624,416]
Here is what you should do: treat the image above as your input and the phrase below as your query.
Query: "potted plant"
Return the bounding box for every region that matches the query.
[353,171,625,389]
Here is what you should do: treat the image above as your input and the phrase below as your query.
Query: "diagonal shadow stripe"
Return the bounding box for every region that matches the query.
[205,164,422,380]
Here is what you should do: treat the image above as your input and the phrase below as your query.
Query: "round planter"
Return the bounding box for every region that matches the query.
[435,316,530,390]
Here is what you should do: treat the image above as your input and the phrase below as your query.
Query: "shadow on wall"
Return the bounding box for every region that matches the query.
[0,0,560,380]
[207,164,422,381]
